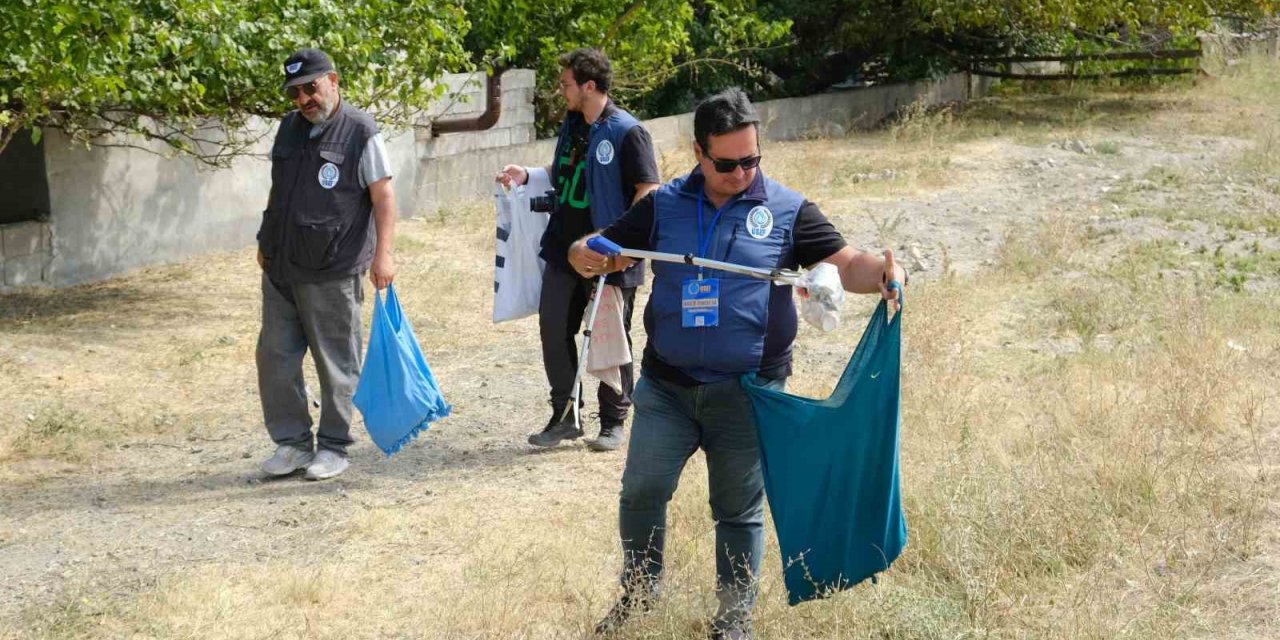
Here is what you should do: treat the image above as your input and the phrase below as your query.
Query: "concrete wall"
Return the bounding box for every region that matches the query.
[6,70,987,290]
[40,122,274,288]
[11,69,538,290]
[413,72,987,214]
[0,221,53,287]
[410,69,547,209]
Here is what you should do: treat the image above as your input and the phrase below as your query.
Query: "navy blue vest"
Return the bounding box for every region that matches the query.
[553,104,645,286]
[260,101,378,284]
[648,170,804,383]
[584,108,641,230]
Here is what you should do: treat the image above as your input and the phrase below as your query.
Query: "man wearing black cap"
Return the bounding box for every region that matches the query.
[255,48,398,481]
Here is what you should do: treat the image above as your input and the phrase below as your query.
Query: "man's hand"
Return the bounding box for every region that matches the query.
[878,248,906,310]
[257,248,266,270]
[568,235,613,279]
[496,165,528,188]
[371,251,395,290]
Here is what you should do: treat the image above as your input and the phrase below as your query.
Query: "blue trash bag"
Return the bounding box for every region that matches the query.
[742,290,906,605]
[354,283,452,456]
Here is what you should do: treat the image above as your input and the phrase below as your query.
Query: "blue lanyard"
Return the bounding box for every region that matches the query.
[696,192,733,276]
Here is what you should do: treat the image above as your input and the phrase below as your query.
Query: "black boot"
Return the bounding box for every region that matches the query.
[528,404,585,447]
[594,590,654,635]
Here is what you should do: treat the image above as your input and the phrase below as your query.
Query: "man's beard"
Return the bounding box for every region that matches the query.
[301,96,336,124]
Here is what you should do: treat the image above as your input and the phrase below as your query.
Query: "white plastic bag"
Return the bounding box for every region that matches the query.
[798,262,844,332]
[493,168,552,323]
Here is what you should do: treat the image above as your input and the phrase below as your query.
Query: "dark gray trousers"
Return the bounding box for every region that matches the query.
[256,273,364,454]
[538,263,636,427]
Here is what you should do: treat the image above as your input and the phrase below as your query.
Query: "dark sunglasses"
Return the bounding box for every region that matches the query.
[285,80,320,100]
[706,153,762,173]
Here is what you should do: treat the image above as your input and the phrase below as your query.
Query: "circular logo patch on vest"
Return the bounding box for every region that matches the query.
[595,140,615,166]
[318,162,340,189]
[746,206,774,239]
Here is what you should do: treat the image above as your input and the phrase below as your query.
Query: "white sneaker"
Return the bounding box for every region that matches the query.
[304,449,349,481]
[260,445,314,476]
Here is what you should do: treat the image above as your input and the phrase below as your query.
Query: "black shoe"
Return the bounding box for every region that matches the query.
[594,592,653,635]
[528,407,584,447]
[587,423,625,452]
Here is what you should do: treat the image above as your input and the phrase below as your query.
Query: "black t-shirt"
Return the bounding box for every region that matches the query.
[601,174,848,385]
[539,103,659,285]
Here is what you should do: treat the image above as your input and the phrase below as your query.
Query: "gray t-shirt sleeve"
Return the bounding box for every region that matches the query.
[358,132,394,190]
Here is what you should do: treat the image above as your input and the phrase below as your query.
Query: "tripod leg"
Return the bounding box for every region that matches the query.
[569,275,608,433]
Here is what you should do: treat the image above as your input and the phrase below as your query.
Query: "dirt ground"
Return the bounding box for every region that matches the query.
[1,81,1277,639]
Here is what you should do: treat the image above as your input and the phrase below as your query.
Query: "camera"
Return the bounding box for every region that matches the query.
[529,189,557,214]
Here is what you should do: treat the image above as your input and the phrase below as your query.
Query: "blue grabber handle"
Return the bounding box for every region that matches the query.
[587,235,623,257]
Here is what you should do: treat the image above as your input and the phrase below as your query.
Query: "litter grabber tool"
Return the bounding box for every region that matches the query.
[565,273,608,436]
[586,236,803,285]
[586,235,845,331]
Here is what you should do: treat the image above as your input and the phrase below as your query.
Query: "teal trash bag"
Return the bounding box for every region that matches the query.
[742,290,906,605]
[354,284,451,456]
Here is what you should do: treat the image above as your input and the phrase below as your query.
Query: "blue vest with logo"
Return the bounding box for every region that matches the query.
[648,171,804,383]
[553,105,645,286]
[584,108,641,231]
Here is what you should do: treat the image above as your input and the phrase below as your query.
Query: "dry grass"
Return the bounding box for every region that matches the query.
[3,61,1279,639]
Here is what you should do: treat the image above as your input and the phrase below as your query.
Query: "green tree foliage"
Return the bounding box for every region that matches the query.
[2,0,1275,161]
[462,0,791,132]
[0,0,470,164]
[626,0,793,119]
[766,1,1277,95]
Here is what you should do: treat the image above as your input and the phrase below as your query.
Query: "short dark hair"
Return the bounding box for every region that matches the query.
[558,48,612,93]
[694,88,761,152]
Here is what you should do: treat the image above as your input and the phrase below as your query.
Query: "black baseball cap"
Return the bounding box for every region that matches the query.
[281,48,335,89]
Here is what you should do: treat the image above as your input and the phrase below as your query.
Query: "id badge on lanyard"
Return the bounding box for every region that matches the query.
[682,277,719,327]
[683,192,730,328]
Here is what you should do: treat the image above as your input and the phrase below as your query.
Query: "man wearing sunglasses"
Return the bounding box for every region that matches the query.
[569,88,905,639]
[255,48,399,481]
[495,48,660,453]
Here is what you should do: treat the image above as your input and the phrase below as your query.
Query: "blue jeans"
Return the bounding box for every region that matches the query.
[617,372,785,626]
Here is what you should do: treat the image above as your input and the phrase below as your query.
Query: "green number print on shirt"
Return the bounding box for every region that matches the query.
[556,142,590,210]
